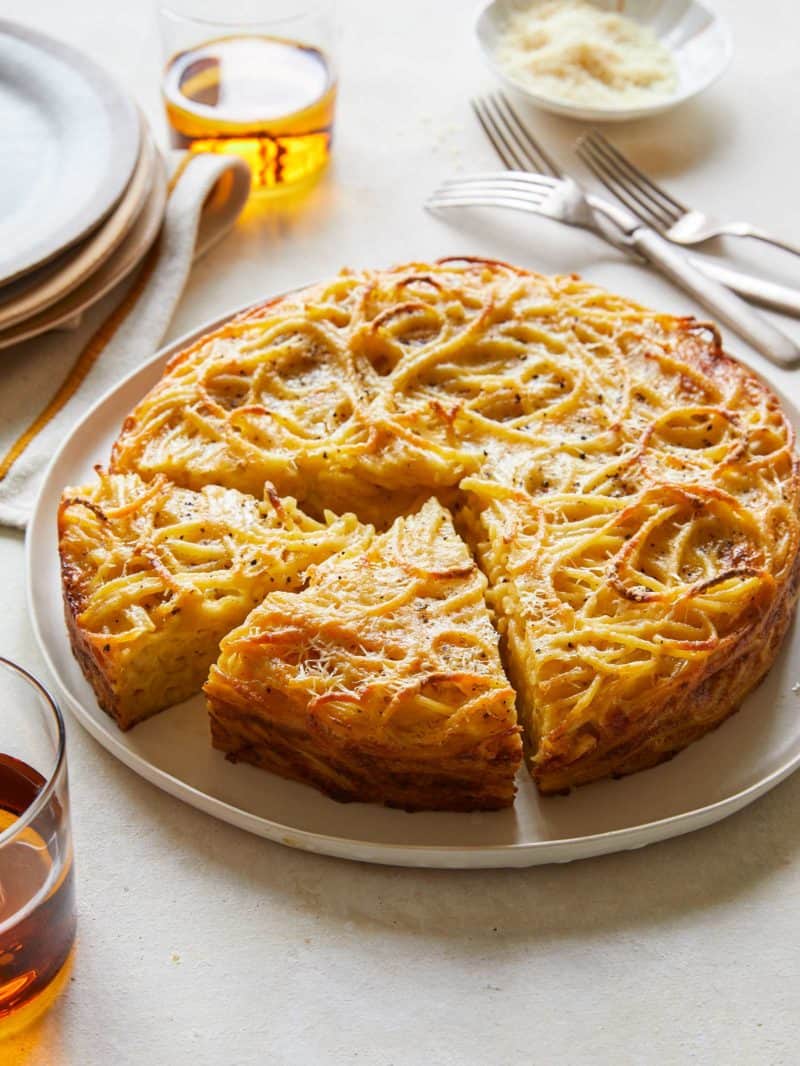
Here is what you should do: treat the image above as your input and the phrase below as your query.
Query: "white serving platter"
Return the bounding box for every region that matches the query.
[0,19,140,283]
[27,301,800,868]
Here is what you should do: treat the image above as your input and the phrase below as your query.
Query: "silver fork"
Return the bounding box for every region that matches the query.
[466,93,800,317]
[577,129,800,258]
[427,95,800,366]
[433,94,635,255]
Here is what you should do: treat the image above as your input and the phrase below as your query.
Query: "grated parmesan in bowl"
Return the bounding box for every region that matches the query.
[476,0,732,122]
[496,0,677,109]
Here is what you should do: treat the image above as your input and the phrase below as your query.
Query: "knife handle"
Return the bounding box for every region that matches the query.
[630,228,800,367]
[689,257,800,318]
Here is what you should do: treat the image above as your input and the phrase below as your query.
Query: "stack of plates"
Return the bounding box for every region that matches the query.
[0,20,168,350]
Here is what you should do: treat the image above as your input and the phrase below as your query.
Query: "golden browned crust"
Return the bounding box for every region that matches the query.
[61,556,129,725]
[204,499,522,811]
[208,696,522,812]
[536,549,800,793]
[58,471,361,731]
[463,299,800,794]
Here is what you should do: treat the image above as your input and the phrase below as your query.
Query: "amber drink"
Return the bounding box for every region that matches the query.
[160,4,337,191]
[0,660,75,1035]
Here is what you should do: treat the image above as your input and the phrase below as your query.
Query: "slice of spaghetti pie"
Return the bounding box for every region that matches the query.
[59,472,360,730]
[464,332,800,793]
[204,498,522,810]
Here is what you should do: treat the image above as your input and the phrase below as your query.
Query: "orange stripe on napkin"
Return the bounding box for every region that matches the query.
[0,152,200,484]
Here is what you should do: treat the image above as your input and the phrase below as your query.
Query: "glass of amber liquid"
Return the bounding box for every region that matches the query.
[159,1,337,192]
[0,659,75,1036]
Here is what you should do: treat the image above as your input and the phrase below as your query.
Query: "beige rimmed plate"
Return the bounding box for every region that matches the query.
[0,19,140,283]
[25,298,800,868]
[0,145,167,350]
[0,125,157,331]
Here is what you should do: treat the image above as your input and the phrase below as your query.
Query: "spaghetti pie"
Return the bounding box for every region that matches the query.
[204,499,522,810]
[59,259,800,805]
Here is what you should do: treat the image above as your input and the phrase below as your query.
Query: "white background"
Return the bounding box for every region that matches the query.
[2,1,800,1062]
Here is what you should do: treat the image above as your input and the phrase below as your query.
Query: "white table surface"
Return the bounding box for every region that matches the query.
[3,1,800,1063]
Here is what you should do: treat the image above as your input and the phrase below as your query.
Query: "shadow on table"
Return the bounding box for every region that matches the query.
[110,743,800,945]
[531,93,738,181]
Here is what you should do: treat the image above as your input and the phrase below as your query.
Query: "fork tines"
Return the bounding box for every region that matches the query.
[472,92,563,177]
[576,130,687,228]
[428,90,565,211]
[427,172,556,212]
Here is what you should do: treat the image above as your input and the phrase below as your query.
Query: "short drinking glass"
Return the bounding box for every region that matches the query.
[158,0,338,191]
[0,659,75,1034]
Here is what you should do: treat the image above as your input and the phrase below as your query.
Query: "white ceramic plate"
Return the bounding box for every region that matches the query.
[476,0,733,122]
[0,19,140,284]
[0,122,156,330]
[27,303,800,868]
[0,138,167,350]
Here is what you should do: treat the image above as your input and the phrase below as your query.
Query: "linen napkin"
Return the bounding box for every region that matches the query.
[0,149,251,529]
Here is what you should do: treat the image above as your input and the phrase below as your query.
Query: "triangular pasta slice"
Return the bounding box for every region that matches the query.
[59,472,360,730]
[204,498,522,810]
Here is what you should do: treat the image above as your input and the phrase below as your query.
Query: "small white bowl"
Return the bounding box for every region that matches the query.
[475,0,733,123]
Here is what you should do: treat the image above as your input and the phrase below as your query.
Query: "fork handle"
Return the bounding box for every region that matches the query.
[720,223,800,259]
[630,227,800,367]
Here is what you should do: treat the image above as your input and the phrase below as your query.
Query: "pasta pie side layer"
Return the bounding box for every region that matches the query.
[59,259,800,807]
[205,499,523,811]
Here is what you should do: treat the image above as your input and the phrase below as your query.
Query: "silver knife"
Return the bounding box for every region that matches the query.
[687,257,800,318]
